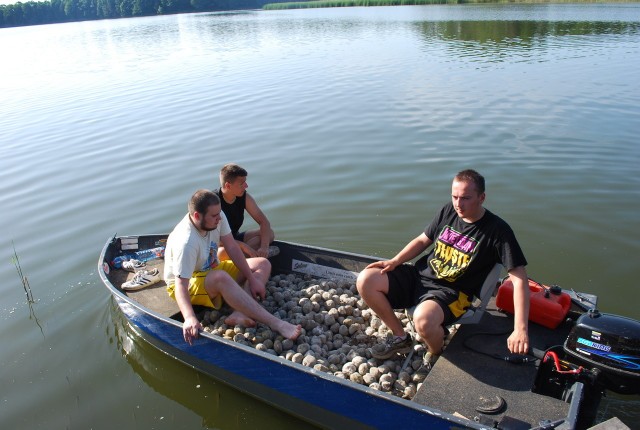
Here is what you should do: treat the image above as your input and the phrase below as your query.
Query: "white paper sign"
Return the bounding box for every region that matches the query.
[291,259,359,282]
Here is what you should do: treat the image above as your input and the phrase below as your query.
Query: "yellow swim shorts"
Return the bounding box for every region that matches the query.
[166,260,240,309]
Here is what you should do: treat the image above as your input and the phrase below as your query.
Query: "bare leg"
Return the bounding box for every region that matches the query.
[356,267,405,337]
[243,228,275,251]
[205,269,301,340]
[217,239,247,260]
[226,257,270,326]
[237,256,270,286]
[412,300,446,354]
[218,229,275,260]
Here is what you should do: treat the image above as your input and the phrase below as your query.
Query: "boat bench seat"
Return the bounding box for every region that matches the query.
[108,260,181,318]
[125,281,180,318]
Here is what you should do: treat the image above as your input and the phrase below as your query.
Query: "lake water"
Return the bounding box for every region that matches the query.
[1,4,639,429]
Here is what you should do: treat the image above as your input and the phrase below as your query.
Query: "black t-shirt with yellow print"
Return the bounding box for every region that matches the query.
[415,202,527,299]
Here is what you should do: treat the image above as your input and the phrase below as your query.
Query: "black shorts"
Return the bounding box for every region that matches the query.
[386,264,459,325]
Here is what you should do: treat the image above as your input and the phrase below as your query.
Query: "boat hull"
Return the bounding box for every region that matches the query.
[100,235,486,430]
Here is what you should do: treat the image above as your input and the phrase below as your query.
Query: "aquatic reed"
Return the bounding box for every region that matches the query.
[12,241,44,336]
[12,241,34,304]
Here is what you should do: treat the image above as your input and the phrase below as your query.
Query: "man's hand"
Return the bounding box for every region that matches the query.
[365,233,431,275]
[248,276,266,301]
[366,259,399,274]
[256,245,269,258]
[507,328,529,355]
[238,240,257,258]
[507,266,530,355]
[183,315,202,345]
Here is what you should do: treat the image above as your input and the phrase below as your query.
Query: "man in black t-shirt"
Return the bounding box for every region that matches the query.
[215,163,277,260]
[357,169,530,361]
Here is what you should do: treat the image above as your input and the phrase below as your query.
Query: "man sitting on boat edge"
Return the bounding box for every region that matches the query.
[215,163,279,260]
[357,169,530,363]
[164,189,301,344]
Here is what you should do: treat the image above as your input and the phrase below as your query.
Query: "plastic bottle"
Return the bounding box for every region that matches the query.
[111,254,135,269]
[133,246,165,262]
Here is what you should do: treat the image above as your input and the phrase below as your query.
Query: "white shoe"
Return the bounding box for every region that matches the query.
[267,246,280,258]
[370,333,414,360]
[122,259,145,272]
[122,268,160,291]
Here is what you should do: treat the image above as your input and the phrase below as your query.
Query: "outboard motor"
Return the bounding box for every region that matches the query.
[533,309,640,428]
[564,309,640,395]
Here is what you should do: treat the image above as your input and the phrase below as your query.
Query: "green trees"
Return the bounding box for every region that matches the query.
[96,0,117,18]
[2,1,64,26]
[0,0,273,27]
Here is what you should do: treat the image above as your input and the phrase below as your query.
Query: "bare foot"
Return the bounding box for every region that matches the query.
[225,311,256,328]
[274,321,302,340]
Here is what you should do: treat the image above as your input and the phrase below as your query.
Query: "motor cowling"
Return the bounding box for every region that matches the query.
[564,310,640,394]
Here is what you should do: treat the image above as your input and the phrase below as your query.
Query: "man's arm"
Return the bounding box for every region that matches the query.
[245,193,272,257]
[367,233,432,273]
[506,265,530,354]
[220,232,266,300]
[174,276,202,345]
[234,239,258,258]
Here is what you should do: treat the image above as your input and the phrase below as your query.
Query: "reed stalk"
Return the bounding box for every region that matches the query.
[11,241,44,336]
[12,241,34,304]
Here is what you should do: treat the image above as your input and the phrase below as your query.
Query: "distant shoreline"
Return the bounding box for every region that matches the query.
[263,0,639,10]
[2,0,637,29]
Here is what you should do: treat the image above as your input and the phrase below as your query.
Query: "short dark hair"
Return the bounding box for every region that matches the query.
[220,163,248,186]
[455,169,485,194]
[188,189,220,216]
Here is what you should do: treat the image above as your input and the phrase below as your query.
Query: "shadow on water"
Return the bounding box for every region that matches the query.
[109,300,319,430]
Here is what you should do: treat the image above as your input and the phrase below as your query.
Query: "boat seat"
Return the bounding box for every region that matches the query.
[452,263,503,325]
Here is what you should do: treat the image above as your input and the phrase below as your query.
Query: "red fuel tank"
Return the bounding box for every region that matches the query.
[496,278,571,329]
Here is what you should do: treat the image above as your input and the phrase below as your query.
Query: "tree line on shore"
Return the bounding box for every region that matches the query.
[264,0,450,9]
[0,0,278,27]
[1,0,625,29]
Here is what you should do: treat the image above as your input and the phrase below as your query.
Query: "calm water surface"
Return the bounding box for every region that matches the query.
[1,4,639,429]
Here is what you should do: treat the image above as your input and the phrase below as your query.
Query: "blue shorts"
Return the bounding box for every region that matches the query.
[233,231,245,241]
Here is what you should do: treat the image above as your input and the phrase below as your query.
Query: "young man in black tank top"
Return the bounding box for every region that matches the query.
[215,163,277,260]
[357,169,530,362]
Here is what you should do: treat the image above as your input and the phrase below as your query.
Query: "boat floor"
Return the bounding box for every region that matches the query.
[413,300,574,429]
[110,260,181,319]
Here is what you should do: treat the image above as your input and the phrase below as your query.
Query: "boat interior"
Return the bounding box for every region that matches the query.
[104,237,602,429]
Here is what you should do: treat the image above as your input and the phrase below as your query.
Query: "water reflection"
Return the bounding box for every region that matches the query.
[414,20,640,63]
[111,301,319,430]
[2,4,639,429]
[430,20,640,43]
